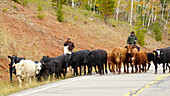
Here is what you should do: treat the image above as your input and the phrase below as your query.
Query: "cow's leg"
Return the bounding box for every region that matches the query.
[105,63,107,74]
[144,62,147,73]
[105,60,108,74]
[101,63,104,74]
[116,63,118,72]
[73,66,76,77]
[123,62,126,73]
[154,62,158,74]
[147,63,151,71]
[135,64,137,73]
[9,67,13,82]
[63,68,67,78]
[94,65,98,73]
[111,62,115,74]
[163,63,165,74]
[84,65,86,75]
[17,76,22,86]
[79,65,82,76]
[98,65,102,75]
[166,63,169,70]
[139,63,142,73]
[118,62,121,74]
[29,76,32,83]
[88,64,92,75]
[109,63,112,72]
[127,63,129,73]
[131,63,134,73]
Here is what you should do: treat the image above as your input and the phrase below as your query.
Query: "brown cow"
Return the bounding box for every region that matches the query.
[110,47,126,74]
[131,51,149,73]
[125,45,138,73]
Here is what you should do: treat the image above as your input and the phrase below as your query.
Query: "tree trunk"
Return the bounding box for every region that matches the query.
[151,0,154,23]
[116,0,120,21]
[130,0,133,25]
[90,0,92,12]
[72,0,74,8]
[93,0,96,13]
[162,0,165,20]
[148,12,151,27]
[142,0,145,27]
[105,15,107,25]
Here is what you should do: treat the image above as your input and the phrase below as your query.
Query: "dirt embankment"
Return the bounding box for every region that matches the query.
[0,0,169,81]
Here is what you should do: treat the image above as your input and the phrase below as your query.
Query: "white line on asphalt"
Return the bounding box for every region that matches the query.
[15,75,98,96]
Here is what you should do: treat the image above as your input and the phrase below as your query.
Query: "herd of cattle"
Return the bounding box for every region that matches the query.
[7,46,170,86]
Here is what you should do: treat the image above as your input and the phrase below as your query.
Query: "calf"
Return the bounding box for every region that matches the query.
[40,55,67,78]
[131,51,148,73]
[40,60,62,80]
[66,50,90,76]
[110,47,126,74]
[14,60,37,86]
[125,45,138,73]
[8,55,25,81]
[84,49,107,75]
[153,47,170,74]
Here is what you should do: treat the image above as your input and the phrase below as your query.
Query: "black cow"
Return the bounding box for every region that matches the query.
[147,52,154,71]
[153,47,170,74]
[8,55,25,81]
[65,50,90,76]
[84,49,108,75]
[39,60,62,80]
[40,55,67,78]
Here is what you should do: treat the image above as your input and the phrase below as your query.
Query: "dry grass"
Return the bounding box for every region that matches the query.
[0,72,73,96]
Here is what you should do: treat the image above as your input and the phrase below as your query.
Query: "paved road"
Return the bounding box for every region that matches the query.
[9,64,170,96]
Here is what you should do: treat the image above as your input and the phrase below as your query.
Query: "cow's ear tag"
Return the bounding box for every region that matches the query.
[161,52,163,54]
[120,54,123,56]
[154,53,156,55]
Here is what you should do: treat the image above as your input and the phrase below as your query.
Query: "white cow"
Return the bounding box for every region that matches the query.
[14,60,41,86]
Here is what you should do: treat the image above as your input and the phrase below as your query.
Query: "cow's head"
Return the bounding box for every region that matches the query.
[35,62,42,75]
[14,62,23,76]
[125,45,136,56]
[153,49,163,59]
[40,56,50,64]
[83,52,92,64]
[8,55,17,65]
[112,51,124,63]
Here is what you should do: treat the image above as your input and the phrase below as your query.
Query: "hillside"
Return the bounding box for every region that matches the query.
[0,0,169,82]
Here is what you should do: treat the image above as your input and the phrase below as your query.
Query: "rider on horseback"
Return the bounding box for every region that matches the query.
[127,31,140,52]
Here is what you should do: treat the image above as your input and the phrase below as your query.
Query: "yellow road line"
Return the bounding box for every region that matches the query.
[154,74,165,79]
[124,74,170,96]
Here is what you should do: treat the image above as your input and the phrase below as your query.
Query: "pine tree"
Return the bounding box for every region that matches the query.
[56,3,64,22]
[99,0,115,24]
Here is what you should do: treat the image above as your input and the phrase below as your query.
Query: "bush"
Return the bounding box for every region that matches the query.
[37,14,45,19]
[56,3,64,22]
[152,22,162,41]
[136,27,145,47]
[74,16,78,20]
[12,0,19,3]
[21,0,29,6]
[3,8,8,12]
[13,4,17,8]
[37,5,45,20]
